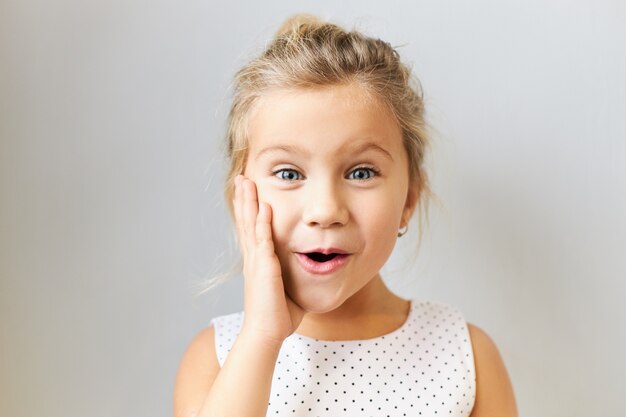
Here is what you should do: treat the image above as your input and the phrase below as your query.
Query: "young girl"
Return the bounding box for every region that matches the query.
[174,14,517,417]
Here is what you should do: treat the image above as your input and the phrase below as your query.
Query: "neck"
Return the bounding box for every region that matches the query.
[293,275,411,341]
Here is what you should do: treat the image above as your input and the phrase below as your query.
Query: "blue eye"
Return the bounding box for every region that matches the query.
[274,168,303,181]
[348,167,378,180]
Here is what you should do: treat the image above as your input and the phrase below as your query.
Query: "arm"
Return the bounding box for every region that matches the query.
[468,323,518,417]
[173,325,282,417]
[174,177,305,417]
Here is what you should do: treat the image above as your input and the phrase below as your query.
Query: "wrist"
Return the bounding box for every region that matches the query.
[239,326,285,353]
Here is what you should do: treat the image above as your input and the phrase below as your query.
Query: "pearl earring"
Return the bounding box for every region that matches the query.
[397,225,408,237]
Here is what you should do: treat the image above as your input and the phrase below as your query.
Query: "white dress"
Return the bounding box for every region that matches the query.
[211,299,476,416]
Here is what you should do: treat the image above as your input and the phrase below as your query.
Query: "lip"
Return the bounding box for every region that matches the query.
[295,252,351,275]
[301,247,350,255]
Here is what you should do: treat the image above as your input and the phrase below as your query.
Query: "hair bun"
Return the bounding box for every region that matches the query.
[274,13,325,38]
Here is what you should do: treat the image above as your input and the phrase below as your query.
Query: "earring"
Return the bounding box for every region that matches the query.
[397,225,408,237]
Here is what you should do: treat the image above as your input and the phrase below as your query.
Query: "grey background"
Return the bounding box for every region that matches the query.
[1,0,625,416]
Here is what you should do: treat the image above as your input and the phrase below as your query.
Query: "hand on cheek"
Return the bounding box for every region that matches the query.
[232,175,305,345]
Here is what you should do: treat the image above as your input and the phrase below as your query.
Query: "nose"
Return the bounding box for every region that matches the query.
[301,179,349,228]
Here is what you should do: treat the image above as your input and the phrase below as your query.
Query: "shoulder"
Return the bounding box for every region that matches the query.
[178,325,218,370]
[467,323,518,417]
[411,299,467,321]
[467,323,499,357]
[173,325,221,417]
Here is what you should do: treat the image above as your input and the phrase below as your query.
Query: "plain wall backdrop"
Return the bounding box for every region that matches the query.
[1,0,625,416]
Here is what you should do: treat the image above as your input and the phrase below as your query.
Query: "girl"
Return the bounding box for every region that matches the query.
[174,14,517,417]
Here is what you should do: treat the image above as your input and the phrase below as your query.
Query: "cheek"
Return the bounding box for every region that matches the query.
[360,203,403,270]
[361,191,405,231]
[368,207,402,248]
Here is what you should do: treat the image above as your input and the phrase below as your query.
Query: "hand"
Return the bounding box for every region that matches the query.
[233,175,305,347]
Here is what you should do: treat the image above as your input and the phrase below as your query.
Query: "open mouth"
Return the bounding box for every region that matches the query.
[295,251,350,275]
[295,248,351,275]
[305,252,339,262]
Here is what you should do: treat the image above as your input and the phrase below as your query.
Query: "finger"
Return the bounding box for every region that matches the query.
[255,202,275,252]
[256,202,282,279]
[233,175,246,257]
[242,178,259,256]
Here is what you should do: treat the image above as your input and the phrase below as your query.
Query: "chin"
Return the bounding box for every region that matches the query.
[287,287,343,314]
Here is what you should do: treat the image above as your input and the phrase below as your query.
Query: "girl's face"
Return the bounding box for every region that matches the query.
[244,84,418,313]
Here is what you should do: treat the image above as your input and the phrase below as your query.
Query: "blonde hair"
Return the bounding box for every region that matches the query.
[198,14,433,296]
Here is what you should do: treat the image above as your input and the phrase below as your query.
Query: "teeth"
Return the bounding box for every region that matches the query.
[307,252,338,262]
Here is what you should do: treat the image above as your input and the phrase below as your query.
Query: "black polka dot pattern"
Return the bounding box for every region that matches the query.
[211,300,476,416]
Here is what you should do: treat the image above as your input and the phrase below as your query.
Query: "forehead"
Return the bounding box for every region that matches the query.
[247,84,404,156]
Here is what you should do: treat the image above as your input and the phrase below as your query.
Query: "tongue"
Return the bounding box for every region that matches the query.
[307,252,338,262]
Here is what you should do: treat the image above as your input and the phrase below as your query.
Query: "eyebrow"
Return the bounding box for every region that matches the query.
[355,142,394,161]
[254,141,394,161]
[255,144,310,160]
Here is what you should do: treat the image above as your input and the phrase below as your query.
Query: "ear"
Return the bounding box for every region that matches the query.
[400,181,421,228]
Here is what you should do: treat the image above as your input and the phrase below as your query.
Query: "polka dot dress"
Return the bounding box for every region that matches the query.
[211,300,476,416]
